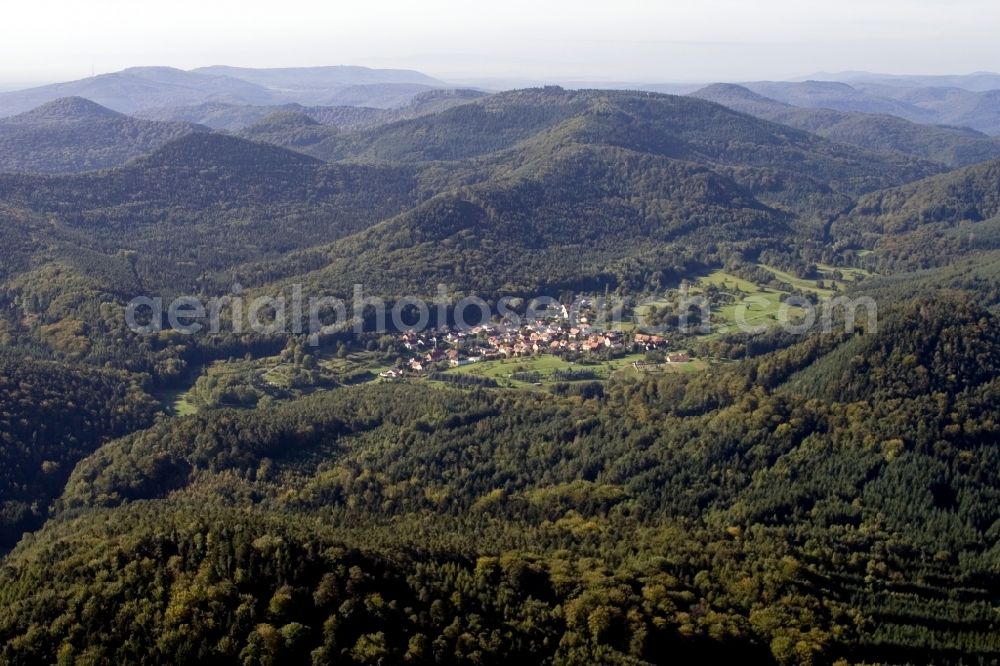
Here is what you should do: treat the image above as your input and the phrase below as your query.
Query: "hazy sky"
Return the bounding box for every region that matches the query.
[1,0,997,86]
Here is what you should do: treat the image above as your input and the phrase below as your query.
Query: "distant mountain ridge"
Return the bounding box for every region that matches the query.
[139,88,489,131]
[192,65,444,88]
[0,65,455,118]
[8,66,1000,137]
[691,83,1000,168]
[742,80,937,119]
[0,67,275,116]
[806,71,1000,92]
[735,79,1000,136]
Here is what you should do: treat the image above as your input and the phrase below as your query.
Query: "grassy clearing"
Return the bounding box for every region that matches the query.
[693,270,805,335]
[157,377,226,416]
[260,359,294,388]
[157,385,198,416]
[699,270,761,294]
[444,354,597,388]
[632,270,790,338]
[697,265,872,337]
[714,291,796,332]
[438,351,707,389]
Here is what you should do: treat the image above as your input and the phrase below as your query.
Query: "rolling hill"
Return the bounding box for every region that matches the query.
[832,158,1000,237]
[134,101,307,130]
[0,131,431,374]
[238,110,341,149]
[781,294,1000,401]
[233,91,492,157]
[0,87,945,304]
[264,145,790,298]
[305,88,489,130]
[823,158,1000,273]
[855,83,1000,136]
[0,352,157,548]
[0,132,427,294]
[319,87,940,204]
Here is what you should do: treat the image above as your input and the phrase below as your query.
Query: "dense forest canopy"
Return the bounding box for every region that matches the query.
[2,82,1000,664]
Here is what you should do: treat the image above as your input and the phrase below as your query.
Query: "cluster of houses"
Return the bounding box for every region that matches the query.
[378,314,687,379]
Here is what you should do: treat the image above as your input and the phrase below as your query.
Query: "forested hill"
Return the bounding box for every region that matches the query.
[322,88,941,194]
[728,79,1000,136]
[0,87,950,364]
[232,87,941,210]
[0,133,425,293]
[259,146,787,298]
[781,295,1000,401]
[0,97,206,173]
[5,79,1000,666]
[238,111,342,153]
[240,87,947,299]
[0,352,157,548]
[0,131,432,371]
[691,83,1000,168]
[836,158,1000,235]
[830,158,1000,269]
[2,294,1000,663]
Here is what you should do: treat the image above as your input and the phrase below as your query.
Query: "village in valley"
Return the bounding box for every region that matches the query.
[378,300,691,380]
[166,265,862,413]
[165,293,703,414]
